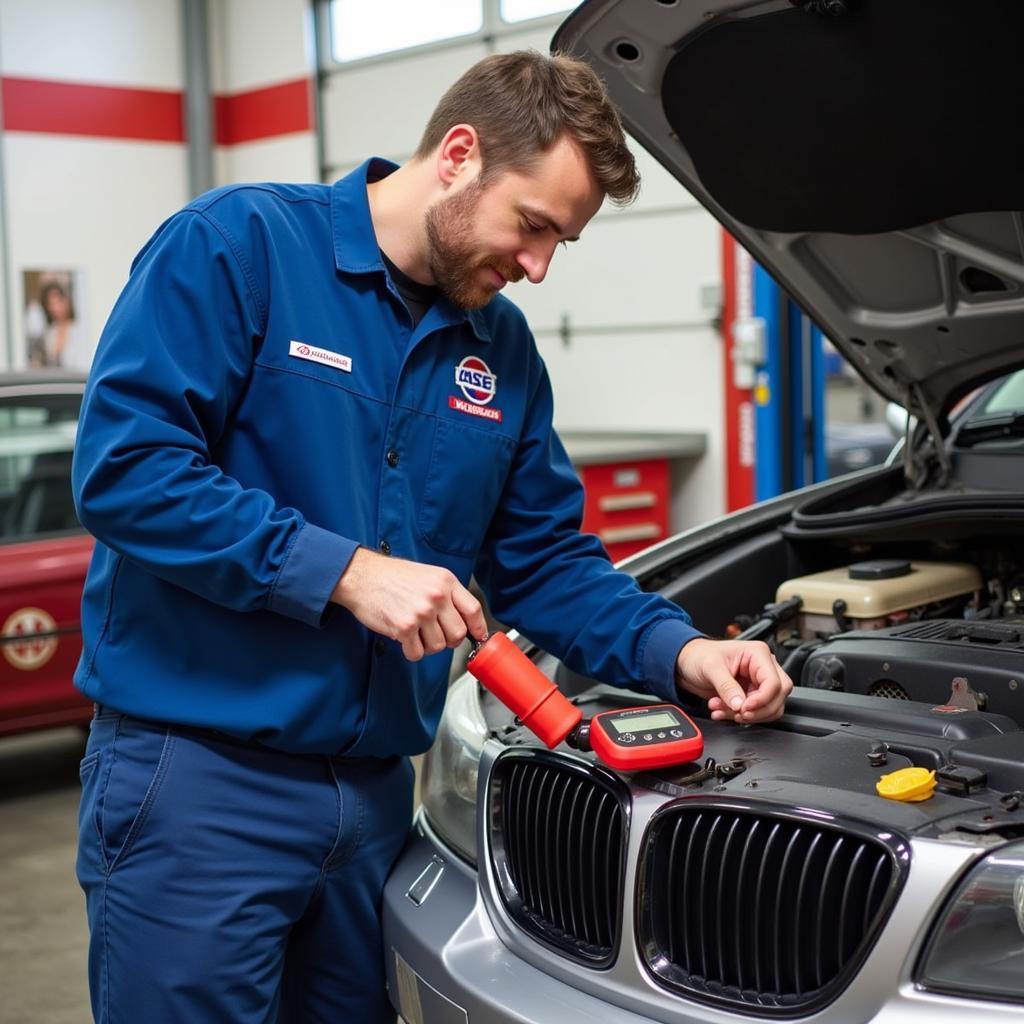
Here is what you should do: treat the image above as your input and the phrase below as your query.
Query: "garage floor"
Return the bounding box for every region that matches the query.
[1,727,91,1024]
[1,727,422,1022]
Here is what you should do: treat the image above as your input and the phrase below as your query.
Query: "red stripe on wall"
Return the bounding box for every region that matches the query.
[215,78,313,146]
[1,75,314,146]
[1,76,184,142]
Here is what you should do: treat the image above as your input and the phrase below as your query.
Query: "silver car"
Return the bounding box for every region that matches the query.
[384,1,1024,1021]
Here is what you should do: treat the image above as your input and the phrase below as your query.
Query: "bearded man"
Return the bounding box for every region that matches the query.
[72,50,792,1023]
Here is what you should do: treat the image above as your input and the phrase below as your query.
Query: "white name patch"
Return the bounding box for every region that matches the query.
[289,340,352,373]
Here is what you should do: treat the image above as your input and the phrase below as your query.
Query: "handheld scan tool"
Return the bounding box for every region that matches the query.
[468,632,704,771]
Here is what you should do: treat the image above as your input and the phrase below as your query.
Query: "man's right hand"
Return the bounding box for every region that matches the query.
[331,547,488,661]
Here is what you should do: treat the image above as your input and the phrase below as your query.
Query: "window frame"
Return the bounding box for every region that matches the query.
[316,0,575,71]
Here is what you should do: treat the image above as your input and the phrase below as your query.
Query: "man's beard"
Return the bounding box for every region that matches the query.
[424,179,524,310]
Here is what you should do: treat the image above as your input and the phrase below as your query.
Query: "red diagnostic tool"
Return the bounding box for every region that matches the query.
[588,704,703,771]
[467,633,704,771]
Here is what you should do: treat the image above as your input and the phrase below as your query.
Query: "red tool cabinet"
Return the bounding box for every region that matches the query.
[560,431,707,563]
[578,458,670,562]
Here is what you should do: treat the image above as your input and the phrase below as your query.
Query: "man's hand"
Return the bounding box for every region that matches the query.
[676,637,793,724]
[331,547,488,661]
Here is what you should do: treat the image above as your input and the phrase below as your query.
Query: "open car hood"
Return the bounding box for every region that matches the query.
[553,0,1024,421]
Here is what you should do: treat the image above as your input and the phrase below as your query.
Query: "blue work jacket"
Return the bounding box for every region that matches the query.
[72,159,702,756]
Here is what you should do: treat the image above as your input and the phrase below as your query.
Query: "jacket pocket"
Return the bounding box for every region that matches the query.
[416,417,516,557]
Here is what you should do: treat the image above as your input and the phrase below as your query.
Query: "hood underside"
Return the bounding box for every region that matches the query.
[553,0,1024,418]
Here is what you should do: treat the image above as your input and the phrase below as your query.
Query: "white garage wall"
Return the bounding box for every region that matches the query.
[4,135,188,365]
[210,0,319,185]
[0,0,324,372]
[0,0,183,87]
[0,0,188,372]
[0,103,8,365]
[318,13,726,524]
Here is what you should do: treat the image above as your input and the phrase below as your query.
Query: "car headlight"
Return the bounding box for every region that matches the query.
[419,670,488,865]
[917,839,1024,1003]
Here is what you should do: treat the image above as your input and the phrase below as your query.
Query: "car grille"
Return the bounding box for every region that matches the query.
[637,804,907,1014]
[488,752,628,966]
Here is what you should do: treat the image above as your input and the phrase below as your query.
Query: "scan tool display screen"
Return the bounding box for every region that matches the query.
[609,711,679,734]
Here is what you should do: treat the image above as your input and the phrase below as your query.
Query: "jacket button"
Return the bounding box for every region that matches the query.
[374,639,386,656]
[386,449,400,468]
[379,539,391,555]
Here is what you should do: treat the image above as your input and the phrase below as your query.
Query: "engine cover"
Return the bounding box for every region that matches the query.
[801,618,1024,722]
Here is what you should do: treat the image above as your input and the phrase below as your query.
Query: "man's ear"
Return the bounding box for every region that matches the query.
[436,124,481,187]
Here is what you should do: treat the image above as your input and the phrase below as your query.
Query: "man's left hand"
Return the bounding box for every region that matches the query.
[676,637,793,724]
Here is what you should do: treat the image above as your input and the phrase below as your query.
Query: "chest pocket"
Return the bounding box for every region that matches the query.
[416,417,516,558]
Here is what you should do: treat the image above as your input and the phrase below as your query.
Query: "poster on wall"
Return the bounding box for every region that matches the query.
[22,268,90,372]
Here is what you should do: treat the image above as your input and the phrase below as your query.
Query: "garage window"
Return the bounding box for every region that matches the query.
[499,0,574,24]
[330,0,483,63]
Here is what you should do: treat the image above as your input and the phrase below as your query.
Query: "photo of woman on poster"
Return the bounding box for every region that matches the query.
[23,269,89,371]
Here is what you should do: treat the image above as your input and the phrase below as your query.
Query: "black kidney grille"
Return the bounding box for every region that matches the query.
[638,806,905,1013]
[489,754,626,966]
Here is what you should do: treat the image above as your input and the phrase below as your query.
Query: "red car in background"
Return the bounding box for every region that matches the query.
[0,371,92,737]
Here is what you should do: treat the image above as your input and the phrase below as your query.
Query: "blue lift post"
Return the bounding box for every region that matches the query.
[752,264,784,502]
[788,301,829,488]
[752,263,827,499]
[787,296,806,491]
[809,321,827,482]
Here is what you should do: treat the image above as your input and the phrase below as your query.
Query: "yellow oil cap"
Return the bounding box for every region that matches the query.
[876,767,936,802]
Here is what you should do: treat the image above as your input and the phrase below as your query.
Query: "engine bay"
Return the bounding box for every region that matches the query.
[747,553,1024,727]
[483,469,1024,846]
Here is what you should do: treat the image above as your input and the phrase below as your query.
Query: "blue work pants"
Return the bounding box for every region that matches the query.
[76,708,414,1022]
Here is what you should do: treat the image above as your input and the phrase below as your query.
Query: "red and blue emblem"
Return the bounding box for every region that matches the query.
[450,355,502,422]
[454,356,497,405]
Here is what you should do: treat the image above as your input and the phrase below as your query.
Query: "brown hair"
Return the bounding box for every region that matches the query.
[415,50,639,206]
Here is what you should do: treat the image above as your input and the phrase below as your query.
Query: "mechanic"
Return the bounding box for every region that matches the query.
[72,50,793,1023]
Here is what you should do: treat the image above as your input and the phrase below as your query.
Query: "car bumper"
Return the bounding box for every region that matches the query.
[383,812,1024,1024]
[383,817,660,1024]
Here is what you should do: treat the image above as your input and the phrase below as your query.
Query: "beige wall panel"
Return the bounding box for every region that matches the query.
[216,0,314,92]
[0,0,183,87]
[208,0,230,94]
[213,147,234,188]
[512,206,721,330]
[220,133,319,186]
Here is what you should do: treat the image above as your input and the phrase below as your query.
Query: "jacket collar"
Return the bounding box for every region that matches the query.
[330,158,491,344]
